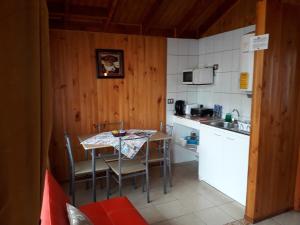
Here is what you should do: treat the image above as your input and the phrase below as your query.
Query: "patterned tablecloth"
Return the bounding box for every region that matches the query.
[80,129,157,158]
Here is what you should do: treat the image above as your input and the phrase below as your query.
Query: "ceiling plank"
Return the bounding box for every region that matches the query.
[197,0,239,37]
[48,2,108,18]
[105,0,119,29]
[49,17,198,38]
[175,0,208,36]
[141,0,164,32]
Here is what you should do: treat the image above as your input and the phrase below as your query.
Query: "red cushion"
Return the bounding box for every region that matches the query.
[80,197,148,225]
[40,170,70,225]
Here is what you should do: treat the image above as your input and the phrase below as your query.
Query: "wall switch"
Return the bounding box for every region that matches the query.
[167,99,174,104]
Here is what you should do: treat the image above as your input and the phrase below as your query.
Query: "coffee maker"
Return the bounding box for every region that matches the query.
[175,100,185,115]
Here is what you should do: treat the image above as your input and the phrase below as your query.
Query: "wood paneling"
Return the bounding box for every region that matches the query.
[245,0,300,222]
[296,145,300,211]
[203,0,256,37]
[49,30,166,180]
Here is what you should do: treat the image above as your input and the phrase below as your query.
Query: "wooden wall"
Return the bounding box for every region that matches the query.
[245,0,300,222]
[49,30,166,180]
[296,145,300,210]
[203,0,256,37]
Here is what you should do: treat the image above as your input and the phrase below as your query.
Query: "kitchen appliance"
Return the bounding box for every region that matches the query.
[191,107,214,117]
[185,104,199,115]
[240,33,255,92]
[175,100,185,115]
[182,68,214,85]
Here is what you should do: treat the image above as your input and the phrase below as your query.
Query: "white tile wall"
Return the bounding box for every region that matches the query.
[167,25,256,124]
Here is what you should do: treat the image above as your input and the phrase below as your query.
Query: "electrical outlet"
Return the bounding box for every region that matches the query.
[167,99,174,104]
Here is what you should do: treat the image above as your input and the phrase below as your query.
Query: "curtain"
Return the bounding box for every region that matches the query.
[0,1,52,224]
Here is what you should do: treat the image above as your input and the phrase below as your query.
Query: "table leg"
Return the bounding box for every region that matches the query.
[92,149,96,202]
[167,139,172,187]
[163,139,167,194]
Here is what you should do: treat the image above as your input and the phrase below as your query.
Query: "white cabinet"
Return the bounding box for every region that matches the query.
[198,124,250,205]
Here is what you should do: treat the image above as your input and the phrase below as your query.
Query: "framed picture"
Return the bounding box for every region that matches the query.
[96,49,124,79]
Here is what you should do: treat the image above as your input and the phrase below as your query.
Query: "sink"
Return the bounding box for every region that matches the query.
[209,121,237,129]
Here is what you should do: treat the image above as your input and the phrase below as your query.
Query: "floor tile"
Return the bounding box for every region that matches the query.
[178,194,215,212]
[137,205,165,224]
[272,211,300,225]
[71,161,299,225]
[194,207,235,225]
[155,200,189,220]
[202,189,234,206]
[170,213,207,225]
[219,202,245,220]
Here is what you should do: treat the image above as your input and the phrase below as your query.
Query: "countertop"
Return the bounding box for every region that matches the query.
[174,114,250,136]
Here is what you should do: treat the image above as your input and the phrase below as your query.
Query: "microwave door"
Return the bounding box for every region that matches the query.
[183,71,193,84]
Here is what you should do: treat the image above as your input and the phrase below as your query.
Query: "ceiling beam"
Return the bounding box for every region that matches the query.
[49,18,198,38]
[141,0,164,32]
[197,0,239,37]
[105,0,119,29]
[175,0,208,36]
[48,2,108,18]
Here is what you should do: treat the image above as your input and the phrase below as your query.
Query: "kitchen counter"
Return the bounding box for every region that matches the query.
[174,114,217,123]
[201,121,250,136]
[174,115,250,136]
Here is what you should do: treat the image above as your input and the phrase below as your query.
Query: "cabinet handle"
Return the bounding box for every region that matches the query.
[214,133,221,136]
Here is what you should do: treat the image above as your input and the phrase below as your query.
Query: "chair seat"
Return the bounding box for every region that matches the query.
[102,154,119,162]
[142,157,164,163]
[75,158,108,176]
[141,149,164,163]
[107,160,146,175]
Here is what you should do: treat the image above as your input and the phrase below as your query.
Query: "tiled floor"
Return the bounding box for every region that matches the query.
[70,162,300,225]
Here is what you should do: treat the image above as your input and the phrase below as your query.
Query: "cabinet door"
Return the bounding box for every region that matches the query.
[198,125,211,181]
[209,129,224,190]
[222,132,249,205]
[199,125,224,188]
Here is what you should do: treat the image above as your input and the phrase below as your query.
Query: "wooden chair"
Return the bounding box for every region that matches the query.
[107,136,150,203]
[64,133,110,205]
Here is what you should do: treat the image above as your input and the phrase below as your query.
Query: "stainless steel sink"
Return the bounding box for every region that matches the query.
[209,121,237,129]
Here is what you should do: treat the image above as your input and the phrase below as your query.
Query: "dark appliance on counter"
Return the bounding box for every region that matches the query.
[191,107,214,117]
[175,100,185,115]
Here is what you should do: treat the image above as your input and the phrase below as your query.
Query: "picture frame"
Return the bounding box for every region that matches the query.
[96,49,124,79]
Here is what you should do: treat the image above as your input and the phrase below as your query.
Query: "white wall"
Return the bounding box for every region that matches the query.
[166,25,256,124]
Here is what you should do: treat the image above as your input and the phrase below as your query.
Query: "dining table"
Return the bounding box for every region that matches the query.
[78,130,172,202]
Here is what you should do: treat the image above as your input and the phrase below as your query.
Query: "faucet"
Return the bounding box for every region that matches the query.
[232,109,240,121]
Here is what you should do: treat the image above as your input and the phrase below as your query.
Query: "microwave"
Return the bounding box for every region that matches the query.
[182,68,214,85]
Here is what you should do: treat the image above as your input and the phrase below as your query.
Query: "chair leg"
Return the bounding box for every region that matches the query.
[146,172,150,203]
[132,176,137,189]
[69,176,72,196]
[142,176,145,192]
[106,170,110,199]
[167,144,172,187]
[71,176,75,205]
[159,161,163,177]
[85,151,90,190]
[119,175,122,196]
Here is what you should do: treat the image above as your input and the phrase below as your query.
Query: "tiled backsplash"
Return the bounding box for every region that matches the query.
[166,25,255,125]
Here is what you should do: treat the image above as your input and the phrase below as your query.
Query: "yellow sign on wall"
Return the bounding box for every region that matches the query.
[240,72,249,89]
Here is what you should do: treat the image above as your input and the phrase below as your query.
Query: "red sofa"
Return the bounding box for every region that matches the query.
[40,170,148,225]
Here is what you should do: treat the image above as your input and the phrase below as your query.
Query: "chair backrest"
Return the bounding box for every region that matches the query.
[117,136,149,174]
[95,121,124,133]
[64,133,75,175]
[160,121,173,136]
[40,170,70,225]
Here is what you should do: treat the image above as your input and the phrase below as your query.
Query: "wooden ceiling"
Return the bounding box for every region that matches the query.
[47,0,239,38]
